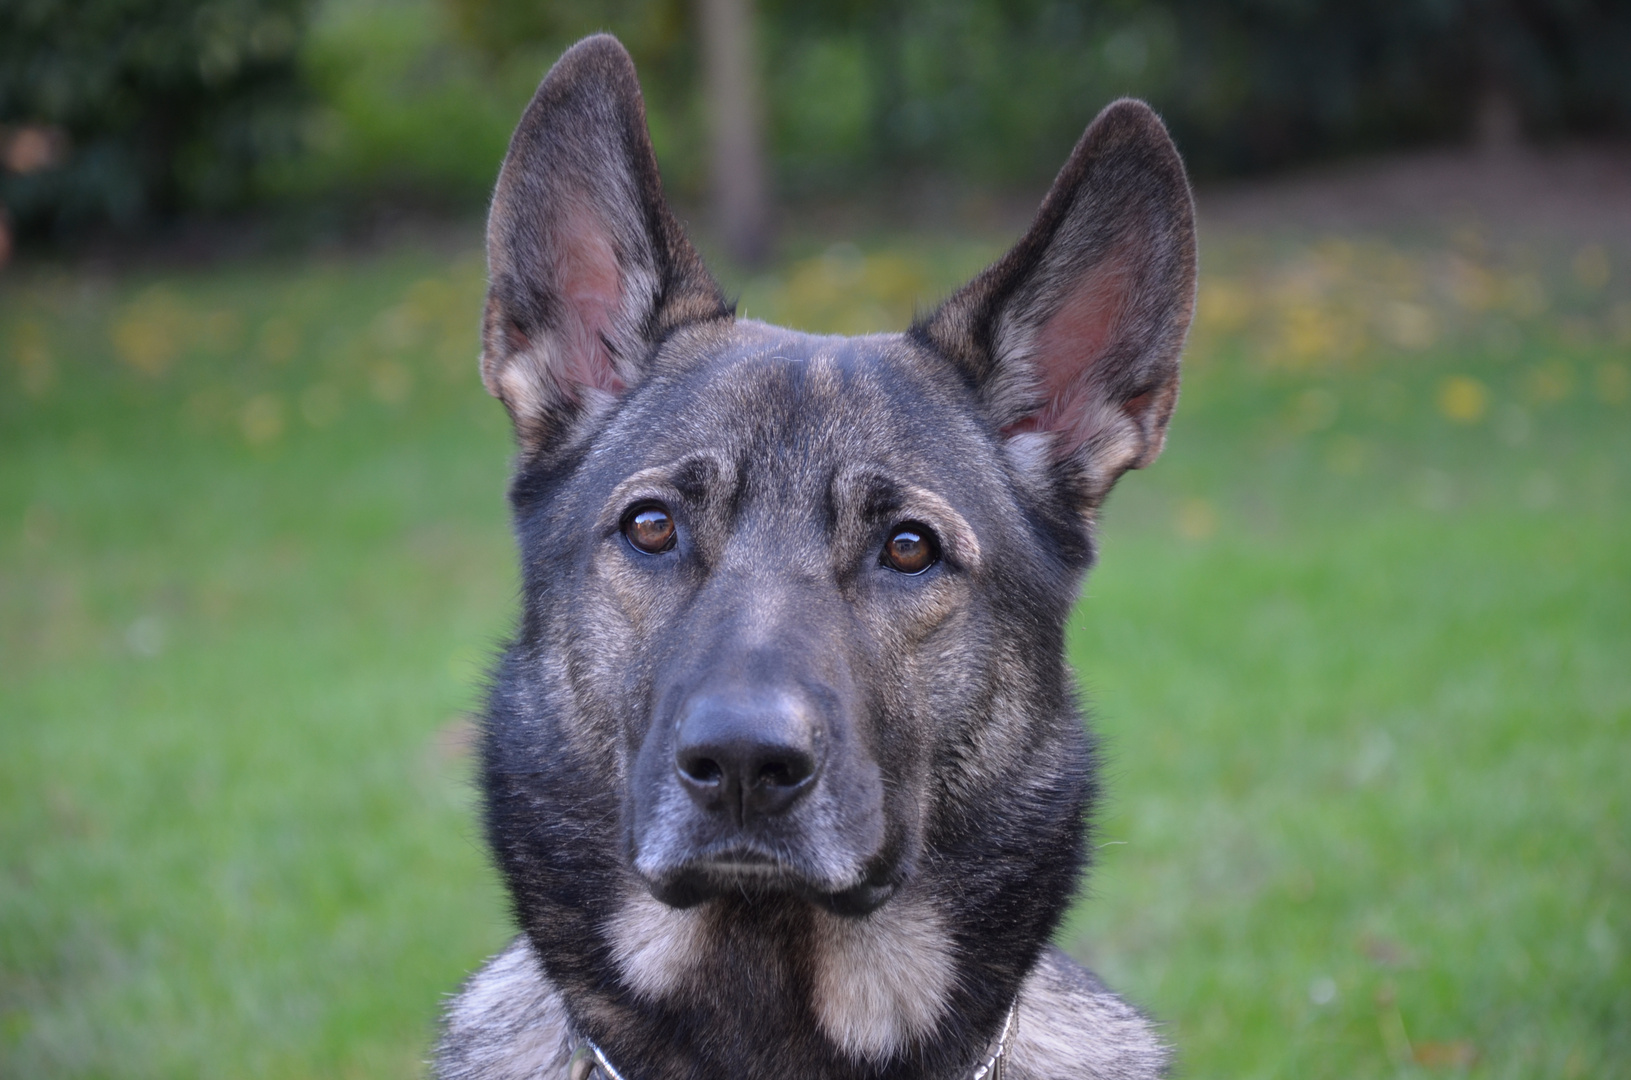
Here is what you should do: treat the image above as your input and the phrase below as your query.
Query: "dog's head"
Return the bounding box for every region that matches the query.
[479,30,1193,1022]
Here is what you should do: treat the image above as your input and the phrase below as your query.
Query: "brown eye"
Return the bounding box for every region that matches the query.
[623,504,676,554]
[882,523,939,574]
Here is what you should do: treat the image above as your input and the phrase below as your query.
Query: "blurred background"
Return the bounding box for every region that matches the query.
[2,1,1627,1077]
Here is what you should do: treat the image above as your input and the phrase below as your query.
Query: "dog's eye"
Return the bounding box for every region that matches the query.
[623,503,676,554]
[881,523,939,574]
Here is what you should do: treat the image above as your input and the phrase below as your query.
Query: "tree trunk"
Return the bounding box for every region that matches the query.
[698,0,771,265]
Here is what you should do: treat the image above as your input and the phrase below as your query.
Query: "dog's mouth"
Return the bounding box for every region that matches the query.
[642,843,898,916]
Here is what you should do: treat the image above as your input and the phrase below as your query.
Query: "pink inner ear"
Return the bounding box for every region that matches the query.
[552,205,627,400]
[1002,255,1130,452]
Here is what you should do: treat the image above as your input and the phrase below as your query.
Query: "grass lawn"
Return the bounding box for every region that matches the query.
[2,215,1627,1078]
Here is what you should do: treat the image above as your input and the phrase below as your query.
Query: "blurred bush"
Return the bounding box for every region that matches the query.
[0,0,312,236]
[260,0,711,218]
[3,0,1629,238]
[1150,0,1631,175]
[261,0,537,209]
[443,0,1631,190]
[435,0,705,194]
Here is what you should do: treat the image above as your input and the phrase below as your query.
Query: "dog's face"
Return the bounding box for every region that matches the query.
[534,321,1081,916]
[476,34,1193,1067]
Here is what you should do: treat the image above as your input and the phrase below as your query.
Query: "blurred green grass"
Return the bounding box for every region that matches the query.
[2,221,1627,1078]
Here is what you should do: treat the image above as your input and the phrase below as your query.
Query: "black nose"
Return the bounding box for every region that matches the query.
[674,691,823,823]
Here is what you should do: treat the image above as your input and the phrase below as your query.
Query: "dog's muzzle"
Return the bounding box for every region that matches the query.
[629,673,894,914]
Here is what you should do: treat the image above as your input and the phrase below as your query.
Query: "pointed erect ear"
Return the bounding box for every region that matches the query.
[918,99,1196,516]
[481,35,730,453]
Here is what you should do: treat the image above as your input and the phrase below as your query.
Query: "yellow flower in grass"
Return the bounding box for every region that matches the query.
[1174,498,1217,542]
[1196,279,1251,334]
[1438,376,1489,423]
[1279,303,1338,365]
[110,289,188,377]
[240,393,286,446]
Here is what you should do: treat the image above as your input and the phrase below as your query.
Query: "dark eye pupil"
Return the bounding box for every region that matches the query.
[626,507,675,553]
[884,527,936,573]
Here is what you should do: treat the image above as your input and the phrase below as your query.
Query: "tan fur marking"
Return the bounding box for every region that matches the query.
[1001,429,1058,502]
[894,482,982,570]
[605,890,711,1001]
[810,896,956,1060]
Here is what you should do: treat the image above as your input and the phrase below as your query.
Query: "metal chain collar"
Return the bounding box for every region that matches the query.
[567,1000,1017,1080]
[970,1000,1017,1080]
[567,1039,629,1080]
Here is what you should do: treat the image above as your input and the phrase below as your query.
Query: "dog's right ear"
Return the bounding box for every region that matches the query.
[481,35,730,454]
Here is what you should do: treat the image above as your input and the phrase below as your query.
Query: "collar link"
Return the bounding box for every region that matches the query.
[971,1000,1017,1080]
[567,1040,628,1080]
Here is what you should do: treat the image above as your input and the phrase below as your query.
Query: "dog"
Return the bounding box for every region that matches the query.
[436,33,1195,1080]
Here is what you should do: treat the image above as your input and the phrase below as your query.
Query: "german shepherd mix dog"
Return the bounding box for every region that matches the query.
[438,33,1195,1080]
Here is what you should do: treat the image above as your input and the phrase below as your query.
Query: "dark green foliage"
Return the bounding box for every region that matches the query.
[1154,0,1631,174]
[445,0,1631,191]
[5,0,1629,231]
[441,0,688,68]
[434,0,705,194]
[761,0,1631,184]
[0,0,312,234]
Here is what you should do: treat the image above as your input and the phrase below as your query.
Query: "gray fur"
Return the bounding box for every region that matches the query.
[440,939,1165,1080]
[437,33,1196,1080]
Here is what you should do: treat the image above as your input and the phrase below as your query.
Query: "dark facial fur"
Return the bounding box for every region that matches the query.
[458,33,1195,1080]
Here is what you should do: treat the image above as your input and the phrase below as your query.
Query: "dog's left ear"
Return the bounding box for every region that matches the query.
[481,35,730,454]
[918,99,1196,517]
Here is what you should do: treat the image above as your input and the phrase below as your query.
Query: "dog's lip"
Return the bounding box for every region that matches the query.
[697,857,784,876]
[643,846,821,893]
[670,844,797,880]
[640,846,898,915]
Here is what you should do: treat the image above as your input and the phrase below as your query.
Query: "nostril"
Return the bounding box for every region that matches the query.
[756,755,813,789]
[678,754,723,786]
